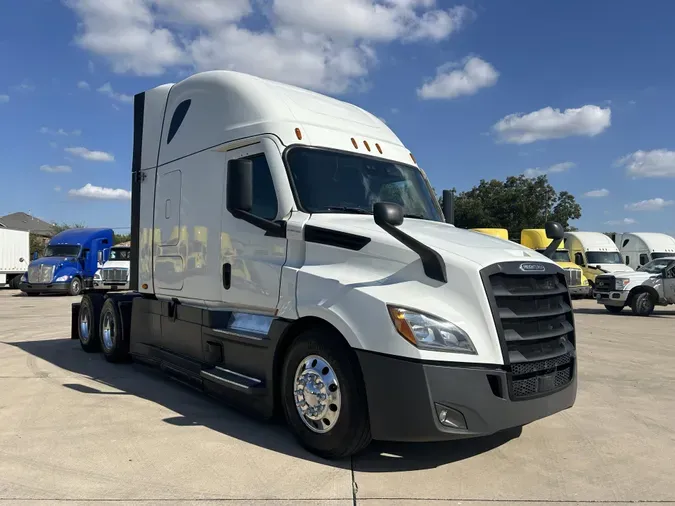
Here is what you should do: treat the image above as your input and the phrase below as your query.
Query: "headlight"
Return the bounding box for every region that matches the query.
[614,278,630,290]
[387,306,477,354]
[55,275,70,282]
[94,273,101,280]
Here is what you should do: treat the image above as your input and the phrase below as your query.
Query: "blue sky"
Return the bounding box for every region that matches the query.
[1,0,674,235]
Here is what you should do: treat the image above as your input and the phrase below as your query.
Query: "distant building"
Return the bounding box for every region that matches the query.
[0,212,56,237]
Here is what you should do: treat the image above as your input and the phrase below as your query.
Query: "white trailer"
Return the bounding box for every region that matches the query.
[70,70,577,459]
[613,232,675,270]
[0,228,29,288]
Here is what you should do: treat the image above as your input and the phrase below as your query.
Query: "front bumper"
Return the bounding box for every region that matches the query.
[19,282,70,294]
[569,285,591,296]
[594,290,628,305]
[93,281,129,290]
[356,350,577,442]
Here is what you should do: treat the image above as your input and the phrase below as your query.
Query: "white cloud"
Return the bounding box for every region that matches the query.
[614,149,675,178]
[65,146,115,162]
[97,82,133,103]
[78,80,91,90]
[49,141,58,148]
[11,82,35,92]
[523,161,575,178]
[605,218,637,226]
[65,0,473,94]
[417,56,498,100]
[39,127,81,136]
[0,94,9,103]
[624,198,674,212]
[54,186,62,192]
[493,105,611,144]
[68,183,131,200]
[584,188,610,198]
[40,164,72,173]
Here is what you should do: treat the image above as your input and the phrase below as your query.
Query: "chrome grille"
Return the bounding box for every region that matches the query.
[564,268,582,287]
[27,264,54,284]
[481,262,576,400]
[101,268,129,282]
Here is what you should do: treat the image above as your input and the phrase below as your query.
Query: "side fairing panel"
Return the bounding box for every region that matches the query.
[138,167,157,294]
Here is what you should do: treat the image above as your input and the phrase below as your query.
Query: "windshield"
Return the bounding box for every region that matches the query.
[586,251,623,265]
[109,248,131,261]
[651,252,675,260]
[536,249,571,262]
[44,245,80,257]
[286,147,443,221]
[640,258,674,274]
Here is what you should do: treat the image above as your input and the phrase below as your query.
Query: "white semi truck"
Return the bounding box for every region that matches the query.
[71,70,577,459]
[93,245,131,291]
[610,232,675,271]
[0,228,29,289]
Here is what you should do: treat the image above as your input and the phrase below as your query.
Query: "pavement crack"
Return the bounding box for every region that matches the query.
[351,455,358,505]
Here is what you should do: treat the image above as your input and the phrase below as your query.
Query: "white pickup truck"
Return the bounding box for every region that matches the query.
[593,256,675,316]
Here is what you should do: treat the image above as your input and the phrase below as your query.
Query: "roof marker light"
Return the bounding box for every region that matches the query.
[410,152,417,164]
[363,140,371,151]
[351,137,358,149]
[295,128,302,140]
[375,143,383,154]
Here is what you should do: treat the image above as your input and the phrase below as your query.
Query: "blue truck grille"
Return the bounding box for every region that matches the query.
[481,262,576,400]
[27,264,54,284]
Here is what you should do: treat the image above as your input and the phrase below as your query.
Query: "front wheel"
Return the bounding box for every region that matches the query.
[281,328,372,459]
[604,304,624,314]
[631,292,655,317]
[68,277,83,296]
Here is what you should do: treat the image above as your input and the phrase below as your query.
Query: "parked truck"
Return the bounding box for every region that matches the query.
[93,245,131,291]
[0,228,29,289]
[70,70,577,459]
[20,228,113,296]
[610,232,675,271]
[564,231,634,290]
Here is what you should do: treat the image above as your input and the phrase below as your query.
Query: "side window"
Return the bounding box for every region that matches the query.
[574,252,584,266]
[639,254,649,265]
[622,239,630,247]
[248,155,278,221]
[167,100,191,144]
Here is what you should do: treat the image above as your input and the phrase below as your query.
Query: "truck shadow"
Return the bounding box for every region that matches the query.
[9,338,520,472]
[574,308,675,317]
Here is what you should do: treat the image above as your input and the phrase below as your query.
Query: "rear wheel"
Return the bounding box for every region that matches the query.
[631,292,655,317]
[78,293,104,352]
[604,304,623,314]
[281,328,371,459]
[99,298,129,363]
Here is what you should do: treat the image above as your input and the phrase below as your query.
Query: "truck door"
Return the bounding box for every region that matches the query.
[665,263,675,303]
[221,144,287,314]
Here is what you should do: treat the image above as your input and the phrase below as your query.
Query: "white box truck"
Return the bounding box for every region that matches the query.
[70,70,577,458]
[611,232,675,270]
[0,228,29,289]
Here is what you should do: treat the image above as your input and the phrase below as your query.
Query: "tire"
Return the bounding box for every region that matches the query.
[281,328,372,459]
[78,293,104,352]
[26,292,39,296]
[604,304,623,314]
[631,292,655,317]
[99,298,130,363]
[68,277,83,296]
[9,275,20,289]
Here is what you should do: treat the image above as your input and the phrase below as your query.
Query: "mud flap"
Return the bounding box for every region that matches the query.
[71,302,81,339]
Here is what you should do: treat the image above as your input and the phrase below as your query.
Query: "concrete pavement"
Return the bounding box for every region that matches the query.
[0,290,673,505]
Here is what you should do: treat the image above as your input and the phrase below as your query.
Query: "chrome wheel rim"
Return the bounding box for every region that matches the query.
[293,355,341,434]
[101,310,115,351]
[72,279,80,294]
[80,309,90,343]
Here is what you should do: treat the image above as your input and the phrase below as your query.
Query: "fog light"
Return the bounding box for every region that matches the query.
[434,403,467,429]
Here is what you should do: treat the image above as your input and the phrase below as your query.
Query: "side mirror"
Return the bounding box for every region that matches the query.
[374,202,404,227]
[97,250,103,263]
[227,158,253,213]
[545,221,564,240]
[19,257,24,263]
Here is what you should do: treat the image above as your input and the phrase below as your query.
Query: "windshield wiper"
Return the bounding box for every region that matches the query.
[325,206,372,215]
[403,213,425,219]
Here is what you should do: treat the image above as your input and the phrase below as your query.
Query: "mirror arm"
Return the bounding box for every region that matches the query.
[542,238,563,259]
[231,209,286,238]
[375,219,447,283]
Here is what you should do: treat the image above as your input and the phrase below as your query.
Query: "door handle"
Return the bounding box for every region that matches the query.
[223,263,231,290]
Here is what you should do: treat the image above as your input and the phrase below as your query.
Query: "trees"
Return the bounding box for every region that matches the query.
[445,175,581,239]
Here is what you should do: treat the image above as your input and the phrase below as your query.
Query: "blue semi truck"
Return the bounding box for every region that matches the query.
[19,228,114,296]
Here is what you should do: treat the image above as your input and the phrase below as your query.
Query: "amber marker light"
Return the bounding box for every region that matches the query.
[363,140,371,151]
[295,128,302,140]
[410,152,417,163]
[387,306,417,346]
[375,143,383,154]
[351,137,358,149]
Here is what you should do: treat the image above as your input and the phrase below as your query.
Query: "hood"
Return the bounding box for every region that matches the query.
[556,261,581,270]
[598,271,657,284]
[30,256,78,268]
[306,214,555,268]
[101,260,130,269]
[590,263,635,274]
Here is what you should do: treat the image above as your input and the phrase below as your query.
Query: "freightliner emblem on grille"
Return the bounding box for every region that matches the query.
[519,262,546,272]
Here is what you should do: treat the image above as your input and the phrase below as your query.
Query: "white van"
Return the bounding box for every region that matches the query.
[70,70,578,459]
[612,233,675,271]
[564,231,634,288]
